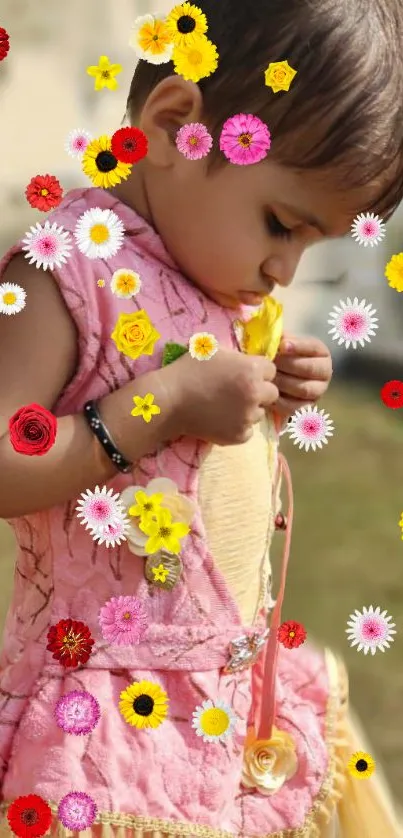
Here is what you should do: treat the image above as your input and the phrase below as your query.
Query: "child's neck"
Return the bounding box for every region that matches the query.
[110,165,153,227]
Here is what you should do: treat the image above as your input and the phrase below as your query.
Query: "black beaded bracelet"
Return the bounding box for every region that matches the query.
[83,400,133,474]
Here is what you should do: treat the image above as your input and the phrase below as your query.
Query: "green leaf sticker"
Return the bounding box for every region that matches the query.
[161,342,188,367]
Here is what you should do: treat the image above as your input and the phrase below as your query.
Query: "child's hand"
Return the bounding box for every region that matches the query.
[163,348,279,446]
[272,335,332,417]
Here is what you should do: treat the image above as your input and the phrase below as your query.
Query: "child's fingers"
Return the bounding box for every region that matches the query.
[269,396,313,417]
[277,336,330,357]
[275,355,331,380]
[275,372,327,402]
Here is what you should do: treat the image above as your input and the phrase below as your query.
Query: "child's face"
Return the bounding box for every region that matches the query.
[120,78,371,310]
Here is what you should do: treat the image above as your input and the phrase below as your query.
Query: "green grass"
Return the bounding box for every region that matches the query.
[0,382,402,798]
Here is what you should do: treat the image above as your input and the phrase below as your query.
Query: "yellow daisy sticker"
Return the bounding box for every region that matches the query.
[385,253,403,292]
[264,60,297,93]
[173,35,218,83]
[347,751,376,779]
[119,680,169,729]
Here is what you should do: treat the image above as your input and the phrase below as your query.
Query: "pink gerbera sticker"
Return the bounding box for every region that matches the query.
[21,222,73,271]
[351,212,386,247]
[55,690,101,735]
[219,113,271,165]
[328,297,378,349]
[346,606,396,655]
[175,122,213,160]
[98,595,148,646]
[286,405,334,452]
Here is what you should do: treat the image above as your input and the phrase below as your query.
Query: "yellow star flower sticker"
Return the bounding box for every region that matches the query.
[97,279,105,287]
[131,393,161,423]
[129,490,164,522]
[264,60,297,93]
[152,563,169,582]
[86,55,122,91]
[139,507,190,555]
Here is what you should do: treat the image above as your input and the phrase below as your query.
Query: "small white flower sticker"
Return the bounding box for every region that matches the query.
[286,405,334,452]
[346,606,396,655]
[189,332,219,360]
[328,297,378,349]
[192,699,236,743]
[351,212,386,247]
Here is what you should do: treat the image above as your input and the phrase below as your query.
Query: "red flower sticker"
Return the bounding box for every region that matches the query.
[0,27,10,62]
[9,403,57,456]
[7,794,52,838]
[277,620,307,649]
[111,126,148,164]
[47,618,94,667]
[380,380,403,409]
[25,174,63,212]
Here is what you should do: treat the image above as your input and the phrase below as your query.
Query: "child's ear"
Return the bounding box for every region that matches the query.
[139,75,204,167]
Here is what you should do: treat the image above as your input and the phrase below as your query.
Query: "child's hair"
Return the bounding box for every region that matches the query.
[127,0,403,220]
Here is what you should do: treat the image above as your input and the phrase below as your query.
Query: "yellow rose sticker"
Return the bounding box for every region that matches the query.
[264,60,297,93]
[234,295,283,360]
[111,310,161,360]
[241,726,298,795]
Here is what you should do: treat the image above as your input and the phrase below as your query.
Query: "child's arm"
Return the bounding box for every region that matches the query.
[0,256,181,518]
[0,255,279,519]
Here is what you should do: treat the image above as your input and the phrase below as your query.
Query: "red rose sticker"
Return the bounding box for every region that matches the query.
[9,403,57,456]
[0,28,10,62]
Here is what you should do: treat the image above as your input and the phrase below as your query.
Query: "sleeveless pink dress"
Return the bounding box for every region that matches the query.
[0,188,394,838]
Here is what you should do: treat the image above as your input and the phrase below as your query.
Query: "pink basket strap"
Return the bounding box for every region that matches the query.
[256,451,294,740]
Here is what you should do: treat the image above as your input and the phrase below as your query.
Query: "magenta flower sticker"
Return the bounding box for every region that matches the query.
[55,690,101,735]
[175,122,213,160]
[219,113,271,165]
[57,791,97,831]
[98,595,148,646]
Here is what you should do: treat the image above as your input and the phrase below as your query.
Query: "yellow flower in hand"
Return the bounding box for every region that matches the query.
[264,60,297,93]
[234,295,283,359]
[129,490,164,522]
[111,311,161,360]
[139,507,190,555]
[131,393,161,423]
[86,55,122,91]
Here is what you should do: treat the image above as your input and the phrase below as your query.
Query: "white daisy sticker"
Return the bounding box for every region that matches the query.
[346,606,396,655]
[328,297,378,349]
[65,128,92,158]
[129,14,174,65]
[351,213,386,247]
[110,268,142,299]
[22,221,73,271]
[74,207,125,260]
[189,332,219,361]
[286,405,334,452]
[76,485,125,533]
[0,282,26,315]
[192,699,236,743]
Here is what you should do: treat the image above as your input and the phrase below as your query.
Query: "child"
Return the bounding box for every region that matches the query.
[0,0,402,836]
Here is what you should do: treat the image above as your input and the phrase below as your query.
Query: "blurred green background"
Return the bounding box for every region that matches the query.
[1,381,402,800]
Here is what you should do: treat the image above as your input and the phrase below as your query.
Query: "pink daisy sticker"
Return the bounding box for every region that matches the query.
[175,122,213,160]
[328,297,378,349]
[57,792,97,831]
[54,690,101,735]
[351,212,386,247]
[286,405,334,452]
[219,113,271,165]
[21,222,73,271]
[346,606,396,655]
[65,128,92,158]
[76,485,125,533]
[98,595,148,646]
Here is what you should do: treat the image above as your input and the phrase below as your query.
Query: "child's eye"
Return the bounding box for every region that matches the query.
[265,212,293,239]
